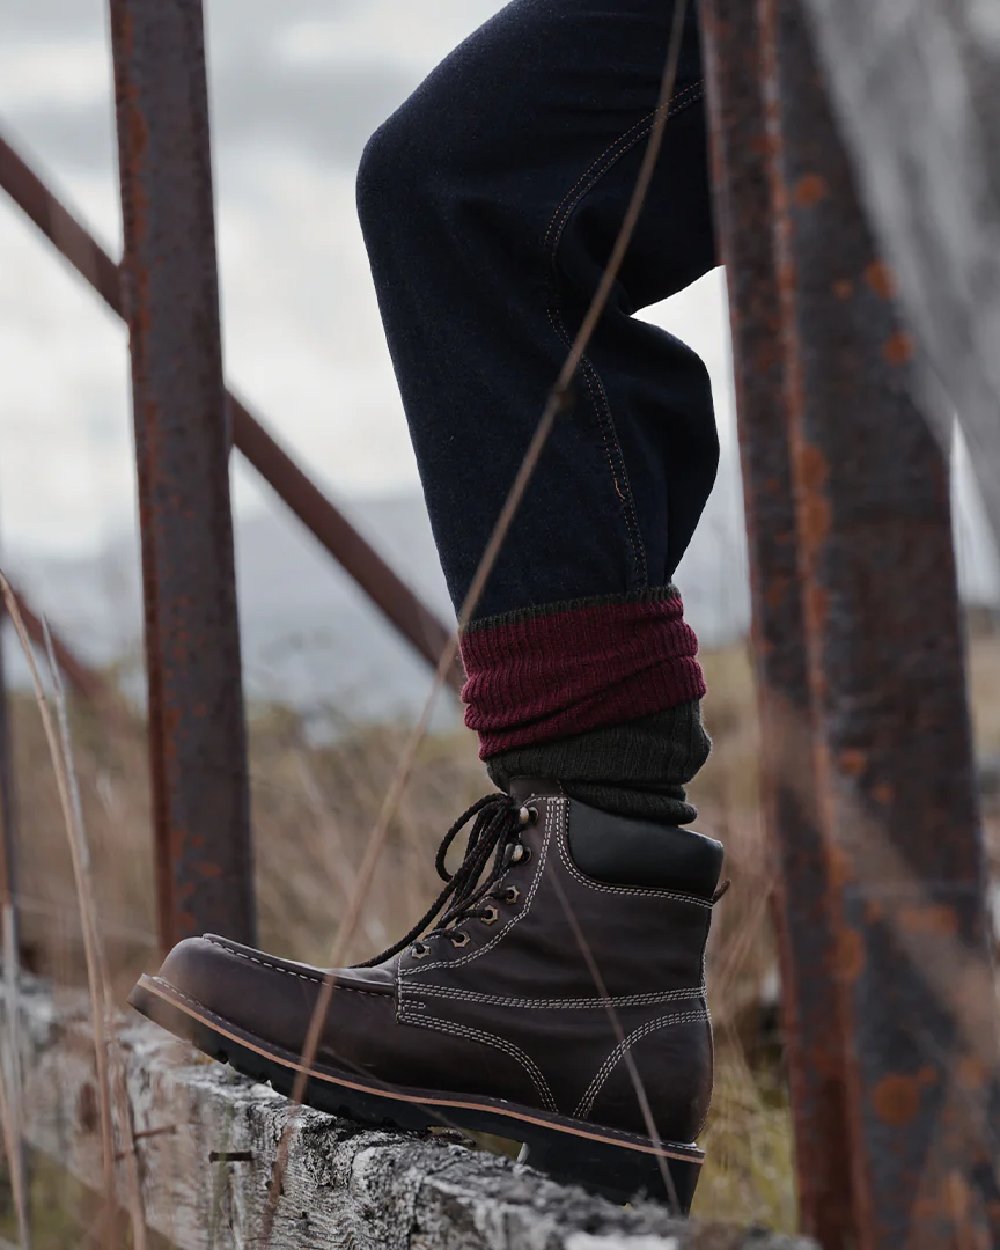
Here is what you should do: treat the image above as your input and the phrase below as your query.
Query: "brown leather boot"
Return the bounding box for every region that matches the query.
[130,781,725,1210]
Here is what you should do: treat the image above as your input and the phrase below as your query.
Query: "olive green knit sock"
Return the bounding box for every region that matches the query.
[486,700,711,825]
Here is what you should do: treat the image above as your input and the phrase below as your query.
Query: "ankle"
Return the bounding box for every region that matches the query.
[486,701,712,825]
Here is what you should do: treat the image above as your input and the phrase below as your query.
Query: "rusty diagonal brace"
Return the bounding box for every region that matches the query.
[0,133,463,698]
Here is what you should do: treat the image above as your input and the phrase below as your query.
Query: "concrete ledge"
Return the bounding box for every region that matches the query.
[4,978,813,1250]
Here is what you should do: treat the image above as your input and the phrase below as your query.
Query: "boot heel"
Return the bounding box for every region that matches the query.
[518,1135,701,1213]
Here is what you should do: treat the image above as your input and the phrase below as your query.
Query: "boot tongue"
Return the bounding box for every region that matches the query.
[507,777,564,803]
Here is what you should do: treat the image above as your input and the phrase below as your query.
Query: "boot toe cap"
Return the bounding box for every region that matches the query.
[148,934,396,1063]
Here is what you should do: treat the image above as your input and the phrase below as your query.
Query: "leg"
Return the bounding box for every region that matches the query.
[357,0,718,818]
[134,3,728,1208]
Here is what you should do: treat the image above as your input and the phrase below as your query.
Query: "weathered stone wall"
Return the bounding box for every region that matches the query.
[802,0,1000,545]
[3,979,813,1250]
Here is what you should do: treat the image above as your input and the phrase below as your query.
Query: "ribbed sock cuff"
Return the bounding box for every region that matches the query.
[460,587,705,758]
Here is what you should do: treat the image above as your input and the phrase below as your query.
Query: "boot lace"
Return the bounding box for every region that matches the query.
[356,793,536,967]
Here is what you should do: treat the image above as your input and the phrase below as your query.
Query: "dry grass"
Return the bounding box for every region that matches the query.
[969,630,1000,758]
[1,622,998,1241]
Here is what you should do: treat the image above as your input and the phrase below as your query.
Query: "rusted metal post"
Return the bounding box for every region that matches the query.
[109,0,255,951]
[699,5,856,1245]
[758,1,1000,1246]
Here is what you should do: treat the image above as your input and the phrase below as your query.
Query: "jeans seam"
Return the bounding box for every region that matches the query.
[543,80,705,592]
[545,305,648,584]
[543,81,705,257]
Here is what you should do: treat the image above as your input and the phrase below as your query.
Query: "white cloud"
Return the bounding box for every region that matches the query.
[276,2,501,73]
[0,38,107,110]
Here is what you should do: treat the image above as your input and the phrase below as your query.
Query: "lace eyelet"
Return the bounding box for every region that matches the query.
[411,942,429,959]
[510,844,532,865]
[504,885,522,905]
[449,931,470,949]
[518,804,538,827]
[481,904,500,926]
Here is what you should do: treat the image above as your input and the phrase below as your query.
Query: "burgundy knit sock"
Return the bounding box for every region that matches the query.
[461,587,710,824]
[461,587,704,749]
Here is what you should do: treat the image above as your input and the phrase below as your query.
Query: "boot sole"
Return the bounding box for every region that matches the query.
[129,973,703,1212]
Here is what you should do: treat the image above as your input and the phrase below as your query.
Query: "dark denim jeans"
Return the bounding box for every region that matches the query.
[357,0,717,624]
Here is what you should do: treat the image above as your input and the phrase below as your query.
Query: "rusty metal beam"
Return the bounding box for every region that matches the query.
[109,0,254,952]
[756,2,1000,1246]
[699,4,855,1245]
[0,134,462,694]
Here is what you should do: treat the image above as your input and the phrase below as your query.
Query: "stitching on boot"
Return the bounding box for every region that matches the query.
[399,1010,557,1112]
[408,983,706,1010]
[153,979,558,1119]
[202,936,387,998]
[557,806,713,907]
[574,1008,709,1119]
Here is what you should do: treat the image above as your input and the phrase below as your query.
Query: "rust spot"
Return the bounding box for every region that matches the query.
[956,1055,988,1090]
[946,1172,973,1227]
[795,444,831,552]
[883,331,914,366]
[872,1073,923,1127]
[897,904,958,938]
[765,580,786,611]
[750,133,769,159]
[839,748,866,778]
[835,928,865,981]
[872,782,894,806]
[832,278,854,301]
[827,843,853,889]
[805,582,829,635]
[865,260,895,300]
[794,174,828,208]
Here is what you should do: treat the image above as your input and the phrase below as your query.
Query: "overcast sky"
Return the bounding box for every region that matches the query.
[0,0,736,561]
